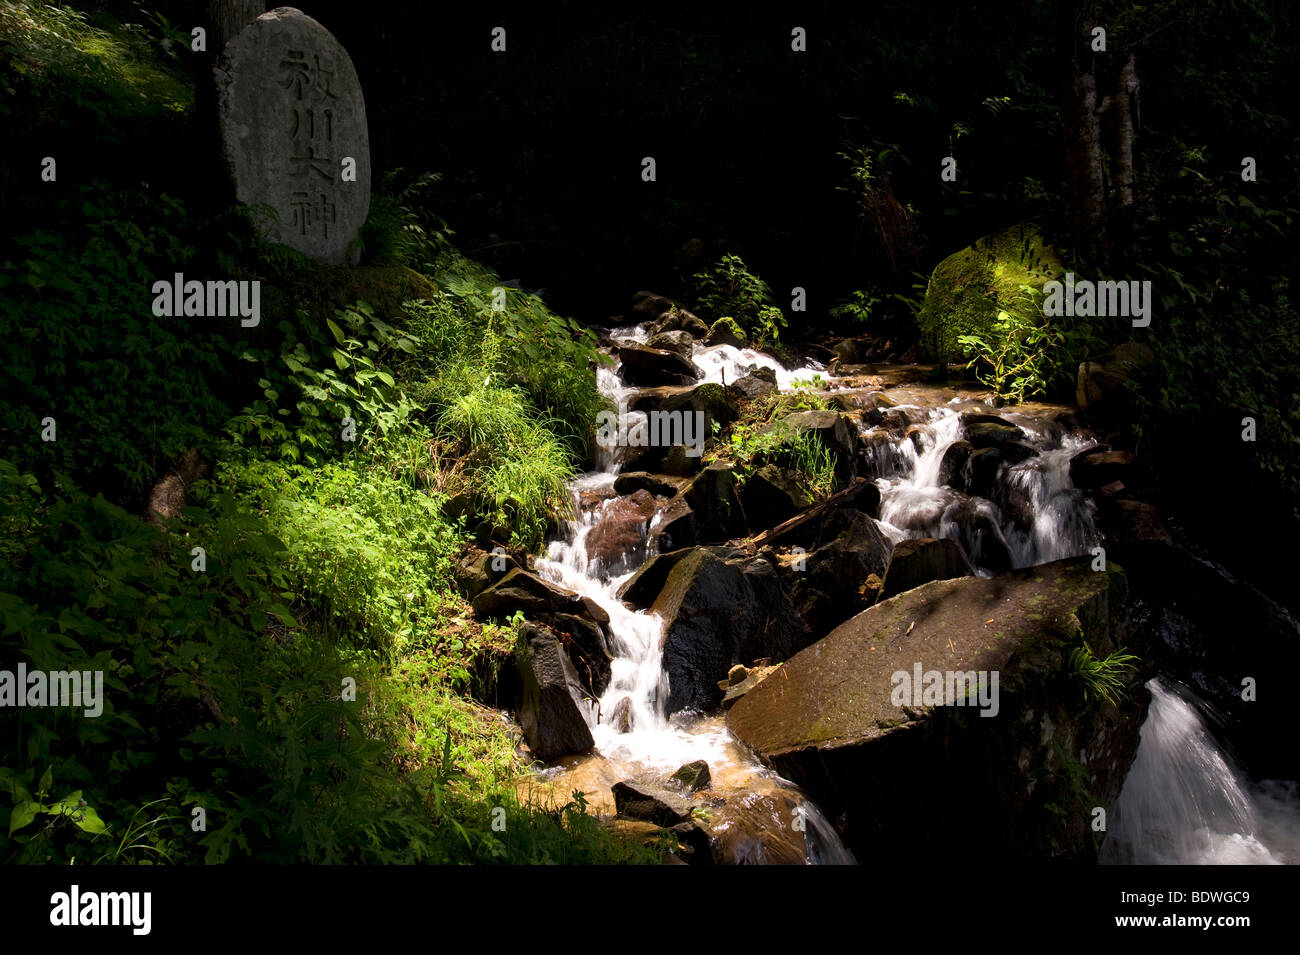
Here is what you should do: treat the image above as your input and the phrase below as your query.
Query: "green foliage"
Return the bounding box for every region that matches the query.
[956,286,1099,405]
[0,1,193,127]
[1067,644,1139,708]
[828,289,883,325]
[718,419,837,501]
[0,185,232,496]
[781,432,837,499]
[226,301,421,467]
[421,355,576,551]
[691,254,787,347]
[403,251,609,458]
[917,223,1064,363]
[781,375,834,412]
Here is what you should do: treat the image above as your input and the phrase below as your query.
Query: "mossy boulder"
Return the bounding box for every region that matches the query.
[917,221,1064,363]
[705,316,748,349]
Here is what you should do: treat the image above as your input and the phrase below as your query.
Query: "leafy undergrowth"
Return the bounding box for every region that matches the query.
[0,50,643,858]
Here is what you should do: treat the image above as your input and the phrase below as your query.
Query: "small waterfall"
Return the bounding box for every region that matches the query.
[533,323,853,863]
[870,404,1099,573]
[1102,679,1300,864]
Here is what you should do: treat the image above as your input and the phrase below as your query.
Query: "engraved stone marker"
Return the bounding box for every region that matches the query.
[215,7,370,265]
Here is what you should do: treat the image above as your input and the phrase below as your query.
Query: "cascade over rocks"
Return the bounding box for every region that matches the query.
[727,557,1144,861]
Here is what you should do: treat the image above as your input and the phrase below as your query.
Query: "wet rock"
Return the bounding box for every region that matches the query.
[609,696,634,734]
[516,622,595,762]
[631,290,685,319]
[831,363,877,378]
[1099,498,1173,545]
[1076,343,1155,414]
[472,568,588,619]
[742,464,814,530]
[830,339,860,364]
[727,664,749,686]
[586,490,658,571]
[947,498,1015,574]
[618,344,703,387]
[917,221,1064,362]
[646,330,696,356]
[881,537,974,599]
[655,548,801,713]
[751,477,882,548]
[728,558,1140,862]
[648,496,697,551]
[780,507,892,638]
[651,307,710,338]
[540,613,612,697]
[613,471,692,497]
[668,820,714,864]
[720,663,782,708]
[962,446,1005,499]
[669,760,712,794]
[938,440,973,490]
[962,414,1028,449]
[728,366,778,400]
[660,444,703,476]
[616,547,693,607]
[706,788,809,865]
[683,463,746,542]
[612,781,695,826]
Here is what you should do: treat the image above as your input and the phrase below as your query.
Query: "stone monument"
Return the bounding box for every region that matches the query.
[215,7,370,265]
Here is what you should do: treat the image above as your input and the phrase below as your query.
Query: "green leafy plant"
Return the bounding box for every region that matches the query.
[1067,644,1140,707]
[691,254,787,346]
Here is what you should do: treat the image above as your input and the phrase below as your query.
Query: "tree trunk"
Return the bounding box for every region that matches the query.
[1105,51,1140,247]
[1061,3,1108,265]
[207,0,266,52]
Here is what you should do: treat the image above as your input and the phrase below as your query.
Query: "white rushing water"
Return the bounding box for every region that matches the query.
[868,401,1100,572]
[534,324,852,862]
[539,323,1298,865]
[1102,679,1300,864]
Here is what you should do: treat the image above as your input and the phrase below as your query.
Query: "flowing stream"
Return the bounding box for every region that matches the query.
[1101,679,1300,864]
[528,325,1299,865]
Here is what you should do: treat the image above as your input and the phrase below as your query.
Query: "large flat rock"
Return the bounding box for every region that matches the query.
[727,557,1145,861]
[728,558,1110,755]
